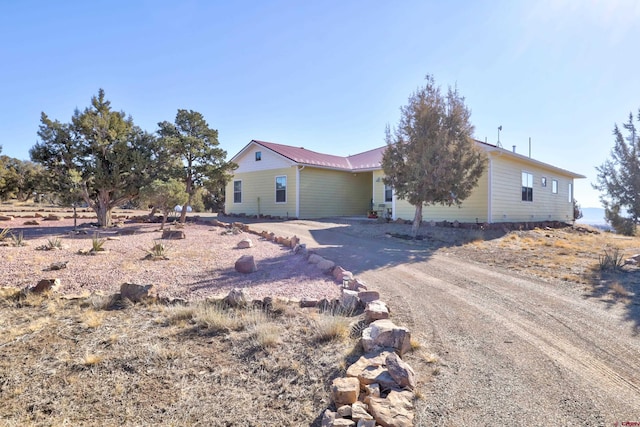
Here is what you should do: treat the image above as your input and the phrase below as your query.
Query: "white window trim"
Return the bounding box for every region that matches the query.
[233,180,242,204]
[275,175,287,204]
[384,184,393,203]
[552,179,558,194]
[255,151,262,161]
[521,171,533,202]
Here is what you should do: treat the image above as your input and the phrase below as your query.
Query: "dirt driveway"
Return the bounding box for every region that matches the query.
[242,218,640,425]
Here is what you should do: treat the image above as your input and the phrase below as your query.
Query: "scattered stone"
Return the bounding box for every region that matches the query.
[0,215,14,221]
[34,212,43,218]
[234,255,257,274]
[106,236,120,241]
[346,350,397,390]
[48,261,68,271]
[321,409,336,427]
[308,253,324,264]
[317,258,336,273]
[362,319,412,356]
[365,300,390,323]
[162,229,186,239]
[44,214,62,221]
[358,291,380,304]
[345,278,368,291]
[120,283,158,303]
[356,419,376,427]
[299,298,318,308]
[223,288,247,308]
[33,278,61,293]
[368,390,414,427]
[290,235,300,248]
[341,289,360,311]
[364,383,381,398]
[351,402,374,423]
[331,377,360,406]
[333,419,355,426]
[337,405,352,418]
[386,352,416,390]
[237,238,253,249]
[281,237,292,247]
[24,220,39,225]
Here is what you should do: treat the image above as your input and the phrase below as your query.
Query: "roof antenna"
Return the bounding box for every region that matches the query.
[497,126,503,148]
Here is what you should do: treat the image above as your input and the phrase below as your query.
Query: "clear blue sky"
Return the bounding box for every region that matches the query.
[1,0,639,208]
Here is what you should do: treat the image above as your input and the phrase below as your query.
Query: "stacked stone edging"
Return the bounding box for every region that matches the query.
[210,218,418,427]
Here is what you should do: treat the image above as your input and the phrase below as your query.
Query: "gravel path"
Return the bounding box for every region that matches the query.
[244,218,640,425]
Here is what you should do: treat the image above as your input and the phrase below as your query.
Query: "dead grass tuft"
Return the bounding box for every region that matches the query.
[312,310,352,342]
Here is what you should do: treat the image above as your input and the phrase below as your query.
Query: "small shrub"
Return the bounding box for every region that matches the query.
[193,302,243,332]
[10,231,26,247]
[610,282,630,298]
[250,322,281,348]
[313,311,351,342]
[81,352,103,366]
[37,237,63,250]
[144,240,169,260]
[0,227,11,241]
[598,247,625,271]
[91,233,107,252]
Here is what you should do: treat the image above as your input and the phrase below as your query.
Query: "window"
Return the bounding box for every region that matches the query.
[541,177,547,187]
[384,184,393,202]
[233,180,242,203]
[568,183,572,203]
[552,179,558,194]
[255,151,261,161]
[275,176,287,203]
[521,172,533,202]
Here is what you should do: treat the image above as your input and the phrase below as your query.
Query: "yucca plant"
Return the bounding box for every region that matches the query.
[47,237,63,250]
[145,240,169,260]
[10,231,26,247]
[91,233,107,252]
[0,227,12,241]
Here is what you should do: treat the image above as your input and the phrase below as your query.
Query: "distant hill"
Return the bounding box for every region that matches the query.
[577,207,607,226]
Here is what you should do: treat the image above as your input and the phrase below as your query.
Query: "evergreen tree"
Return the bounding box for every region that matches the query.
[382,75,486,237]
[157,110,236,223]
[31,89,157,227]
[594,110,640,235]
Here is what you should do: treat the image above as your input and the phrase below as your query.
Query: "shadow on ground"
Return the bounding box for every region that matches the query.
[584,268,640,334]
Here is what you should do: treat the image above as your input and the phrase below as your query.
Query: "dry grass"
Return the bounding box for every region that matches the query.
[0,293,358,426]
[447,225,640,303]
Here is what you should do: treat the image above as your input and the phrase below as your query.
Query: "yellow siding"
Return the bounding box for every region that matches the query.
[490,154,574,222]
[299,168,372,218]
[225,167,297,217]
[391,171,489,223]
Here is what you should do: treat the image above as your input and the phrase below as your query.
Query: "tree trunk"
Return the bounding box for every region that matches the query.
[160,208,168,230]
[180,193,192,224]
[411,204,423,238]
[95,190,112,227]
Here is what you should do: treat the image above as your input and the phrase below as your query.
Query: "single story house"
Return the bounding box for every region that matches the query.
[224,139,585,223]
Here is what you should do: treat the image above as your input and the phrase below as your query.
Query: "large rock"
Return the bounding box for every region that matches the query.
[365,300,390,323]
[368,390,414,427]
[33,278,61,293]
[340,289,360,311]
[223,288,247,308]
[317,258,336,273]
[352,402,374,423]
[0,215,14,221]
[331,377,360,406]
[321,409,336,427]
[358,291,380,304]
[162,229,185,239]
[346,350,397,390]
[235,255,257,273]
[120,283,158,303]
[290,235,300,248]
[362,319,412,356]
[308,253,324,264]
[44,214,61,221]
[386,352,416,390]
[356,419,376,427]
[236,238,253,249]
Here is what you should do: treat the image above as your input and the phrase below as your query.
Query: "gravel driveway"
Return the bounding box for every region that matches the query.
[241,217,640,425]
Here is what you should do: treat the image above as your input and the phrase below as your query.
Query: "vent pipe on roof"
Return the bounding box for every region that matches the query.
[512,145,516,153]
